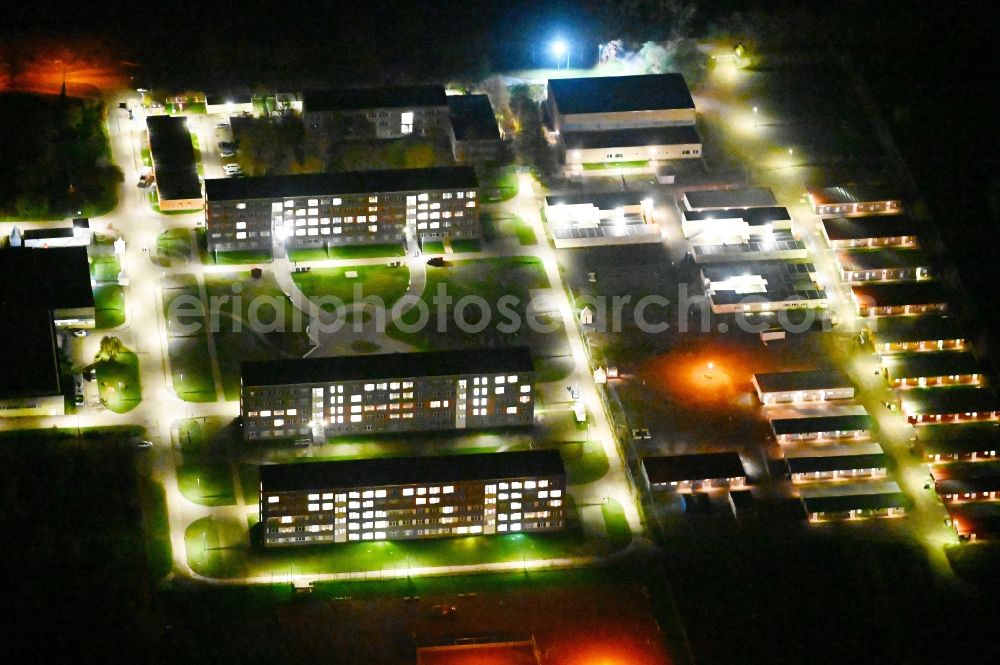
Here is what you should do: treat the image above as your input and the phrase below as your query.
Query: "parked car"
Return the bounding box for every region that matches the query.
[72,329,87,337]
[136,440,154,449]
[223,163,242,176]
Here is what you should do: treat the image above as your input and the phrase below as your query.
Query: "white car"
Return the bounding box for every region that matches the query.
[223,163,242,176]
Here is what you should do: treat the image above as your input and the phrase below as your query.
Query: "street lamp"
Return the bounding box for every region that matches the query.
[550,40,568,69]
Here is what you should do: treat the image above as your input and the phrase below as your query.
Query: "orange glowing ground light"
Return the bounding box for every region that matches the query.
[0,42,129,97]
[640,340,760,410]
[417,644,539,665]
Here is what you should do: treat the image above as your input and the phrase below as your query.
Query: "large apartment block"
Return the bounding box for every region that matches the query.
[204,166,480,256]
[259,450,566,546]
[303,85,451,140]
[241,347,535,441]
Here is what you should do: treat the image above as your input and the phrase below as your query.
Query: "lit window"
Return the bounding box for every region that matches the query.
[332,197,342,205]
[551,489,561,497]
[308,503,320,511]
[443,485,454,493]
[539,480,548,488]
[280,516,292,524]
[267,495,279,504]
[401,111,414,134]
[308,493,320,501]
[403,488,414,496]
[506,406,518,414]
[525,481,536,489]
[375,489,387,498]
[417,487,426,495]
[416,497,426,505]
[508,375,518,383]
[322,502,333,510]
[511,482,522,489]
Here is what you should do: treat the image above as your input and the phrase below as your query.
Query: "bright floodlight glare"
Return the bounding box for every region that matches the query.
[551,40,567,57]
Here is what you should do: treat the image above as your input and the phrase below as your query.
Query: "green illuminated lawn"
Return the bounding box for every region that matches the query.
[177,464,236,506]
[96,350,141,413]
[482,212,537,246]
[175,418,237,506]
[581,160,649,170]
[291,264,410,313]
[94,284,126,329]
[327,243,406,260]
[480,165,519,202]
[422,241,445,254]
[450,239,482,253]
[602,498,632,548]
[562,440,609,485]
[156,228,194,265]
[90,254,121,282]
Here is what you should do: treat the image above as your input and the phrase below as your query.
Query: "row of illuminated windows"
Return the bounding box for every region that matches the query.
[475,375,520,385]
[487,480,552,492]
[409,210,467,221]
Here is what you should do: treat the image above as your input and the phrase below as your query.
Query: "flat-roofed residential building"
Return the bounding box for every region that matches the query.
[821,215,918,249]
[851,282,949,317]
[932,462,1000,503]
[807,184,902,216]
[547,73,696,133]
[446,94,502,162]
[241,347,535,442]
[258,450,566,546]
[800,481,906,522]
[868,316,966,354]
[146,115,203,211]
[835,248,932,284]
[562,125,702,165]
[900,387,1000,425]
[701,260,827,314]
[543,191,659,248]
[642,452,747,492]
[769,407,872,443]
[303,85,450,140]
[881,351,982,389]
[682,187,778,211]
[204,167,479,256]
[753,369,854,405]
[784,442,888,483]
[916,423,1000,463]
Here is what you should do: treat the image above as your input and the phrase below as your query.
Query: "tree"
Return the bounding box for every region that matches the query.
[96,336,124,363]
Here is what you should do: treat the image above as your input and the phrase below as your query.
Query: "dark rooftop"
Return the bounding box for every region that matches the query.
[852,282,949,308]
[947,502,1000,538]
[900,387,1000,415]
[447,94,500,142]
[916,423,1000,456]
[882,351,981,380]
[242,346,534,387]
[304,85,448,113]
[22,227,75,240]
[869,316,964,344]
[753,369,853,394]
[260,450,565,493]
[205,94,252,105]
[146,115,202,202]
[548,73,694,114]
[822,215,918,241]
[683,187,777,210]
[770,414,872,436]
[836,248,932,272]
[206,166,478,201]
[0,308,61,398]
[808,184,900,205]
[682,206,791,226]
[544,190,646,209]
[801,490,906,514]
[0,247,94,310]
[643,452,746,484]
[561,125,700,150]
[786,452,888,475]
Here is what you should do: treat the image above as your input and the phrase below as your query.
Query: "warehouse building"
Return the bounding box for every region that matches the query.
[682,187,778,212]
[681,205,792,239]
[542,191,659,248]
[446,94,502,162]
[259,450,566,546]
[769,407,872,443]
[561,125,702,165]
[241,347,535,441]
[701,260,828,314]
[303,85,451,140]
[821,215,918,249]
[753,369,854,405]
[642,452,747,492]
[881,351,982,388]
[807,185,902,216]
[835,248,932,284]
[146,115,203,211]
[851,282,949,317]
[867,315,965,354]
[204,166,480,256]
[784,443,888,483]
[932,463,1000,503]
[915,423,999,463]
[800,481,906,522]
[900,387,1000,425]
[547,73,696,133]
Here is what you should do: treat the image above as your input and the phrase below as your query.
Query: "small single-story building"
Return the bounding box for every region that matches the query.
[447,94,502,163]
[784,442,888,483]
[691,234,809,263]
[835,248,932,283]
[916,423,1000,463]
[881,351,982,389]
[946,503,1000,541]
[899,387,1000,425]
[851,282,949,317]
[543,191,659,248]
[800,481,907,522]
[205,93,254,116]
[932,462,1000,503]
[16,218,92,248]
[868,315,966,354]
[821,215,918,249]
[681,205,793,239]
[146,115,203,211]
[753,369,854,405]
[728,489,755,520]
[562,125,701,165]
[770,409,872,443]
[701,260,827,314]
[642,452,747,492]
[807,184,902,216]
[682,187,777,211]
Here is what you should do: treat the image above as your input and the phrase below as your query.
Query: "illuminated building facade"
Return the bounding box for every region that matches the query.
[204,167,479,255]
[259,450,566,546]
[303,85,450,140]
[241,347,535,442]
